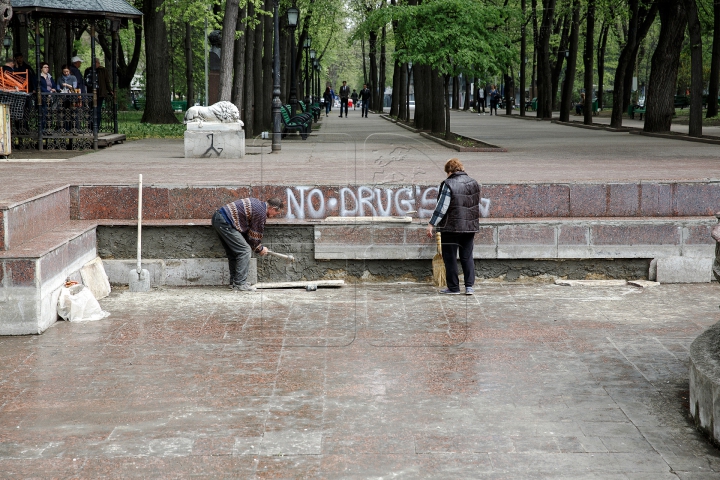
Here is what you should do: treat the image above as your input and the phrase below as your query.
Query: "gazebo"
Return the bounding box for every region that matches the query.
[7,0,142,150]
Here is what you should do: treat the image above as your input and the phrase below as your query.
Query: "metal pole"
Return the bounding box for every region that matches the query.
[289,30,297,115]
[271,0,282,152]
[520,0,526,117]
[304,44,309,103]
[112,29,119,134]
[204,12,208,106]
[35,18,42,150]
[91,23,98,150]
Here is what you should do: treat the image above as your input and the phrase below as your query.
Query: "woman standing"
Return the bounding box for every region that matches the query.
[39,62,57,131]
[488,85,499,116]
[323,87,332,117]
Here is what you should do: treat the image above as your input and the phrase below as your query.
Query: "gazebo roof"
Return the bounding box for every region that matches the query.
[11,0,142,19]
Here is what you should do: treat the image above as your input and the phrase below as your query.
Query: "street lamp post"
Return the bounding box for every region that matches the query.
[309,49,316,102]
[406,61,413,121]
[302,37,311,104]
[272,0,282,152]
[3,34,11,60]
[287,5,299,115]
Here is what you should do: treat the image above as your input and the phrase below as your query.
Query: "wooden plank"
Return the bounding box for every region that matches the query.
[254,280,345,289]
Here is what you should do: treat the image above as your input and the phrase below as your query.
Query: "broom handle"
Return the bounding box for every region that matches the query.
[436,232,442,255]
[137,174,142,274]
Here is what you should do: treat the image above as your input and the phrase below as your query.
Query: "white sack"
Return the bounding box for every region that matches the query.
[57,284,110,322]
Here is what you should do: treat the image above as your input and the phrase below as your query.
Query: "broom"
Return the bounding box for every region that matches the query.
[432,232,446,287]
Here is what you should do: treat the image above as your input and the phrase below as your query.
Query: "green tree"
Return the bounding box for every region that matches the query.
[362,0,516,138]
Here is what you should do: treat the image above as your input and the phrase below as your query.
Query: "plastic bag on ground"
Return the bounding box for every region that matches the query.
[57,284,110,322]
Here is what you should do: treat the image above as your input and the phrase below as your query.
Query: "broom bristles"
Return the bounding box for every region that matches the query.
[432,232,446,287]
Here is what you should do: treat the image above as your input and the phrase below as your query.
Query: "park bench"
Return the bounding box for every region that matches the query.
[280,105,311,139]
[299,100,320,122]
[674,95,690,109]
[526,98,536,111]
[171,100,188,112]
[628,104,646,120]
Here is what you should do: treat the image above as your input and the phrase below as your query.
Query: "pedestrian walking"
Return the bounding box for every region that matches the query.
[323,87,332,116]
[477,85,486,114]
[359,84,371,117]
[339,81,350,117]
[351,89,358,110]
[328,84,335,111]
[212,197,284,292]
[426,158,481,295]
[489,85,499,116]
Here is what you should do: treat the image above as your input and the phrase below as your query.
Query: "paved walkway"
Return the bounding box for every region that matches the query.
[1,282,719,478]
[2,109,720,205]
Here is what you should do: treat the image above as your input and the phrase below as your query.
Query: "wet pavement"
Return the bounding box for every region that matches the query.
[1,282,720,478]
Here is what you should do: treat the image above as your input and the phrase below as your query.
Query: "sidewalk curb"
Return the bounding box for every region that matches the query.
[630,130,720,146]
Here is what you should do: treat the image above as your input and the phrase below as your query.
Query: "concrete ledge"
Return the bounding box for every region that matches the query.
[656,256,713,283]
[103,258,257,286]
[690,321,720,444]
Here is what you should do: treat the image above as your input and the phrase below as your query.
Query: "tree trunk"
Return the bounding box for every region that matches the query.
[537,0,558,118]
[452,76,459,109]
[141,0,178,123]
[431,68,445,134]
[262,0,273,129]
[684,0,702,136]
[185,22,194,107]
[444,75,451,139]
[521,0,527,115]
[551,14,570,110]
[464,76,471,110]
[361,37,368,85]
[414,65,429,129]
[219,0,239,101]
[583,0,595,125]
[707,0,720,118]
[399,62,407,120]
[379,25,387,112]
[231,7,246,115]
[244,4,255,137]
[596,22,608,110]
[11,23,29,64]
[610,1,657,128]
[253,12,264,133]
[559,0,580,122]
[369,28,378,111]
[644,0,687,132]
[531,0,538,100]
[390,60,400,116]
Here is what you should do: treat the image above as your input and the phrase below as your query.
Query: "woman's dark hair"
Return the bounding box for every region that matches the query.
[40,62,49,69]
[60,64,70,71]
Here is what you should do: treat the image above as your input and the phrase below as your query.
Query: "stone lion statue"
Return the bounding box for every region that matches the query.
[184,101,244,126]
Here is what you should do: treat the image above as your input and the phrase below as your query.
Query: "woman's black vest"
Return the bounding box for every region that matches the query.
[436,171,480,233]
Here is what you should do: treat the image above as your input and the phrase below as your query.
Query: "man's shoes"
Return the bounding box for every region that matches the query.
[339,115,343,117]
[465,287,474,295]
[232,283,256,292]
[439,288,461,295]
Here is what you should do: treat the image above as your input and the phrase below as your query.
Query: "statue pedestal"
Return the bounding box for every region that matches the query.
[184,123,245,158]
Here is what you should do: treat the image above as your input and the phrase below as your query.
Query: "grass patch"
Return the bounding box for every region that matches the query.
[118,111,185,140]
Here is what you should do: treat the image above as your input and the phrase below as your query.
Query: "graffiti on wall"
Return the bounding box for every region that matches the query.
[286,186,491,220]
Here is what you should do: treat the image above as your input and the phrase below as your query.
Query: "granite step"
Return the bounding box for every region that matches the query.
[0,185,71,251]
[0,220,98,335]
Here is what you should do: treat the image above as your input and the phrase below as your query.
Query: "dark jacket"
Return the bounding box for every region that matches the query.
[69,65,86,94]
[339,85,350,99]
[84,65,113,98]
[359,88,371,102]
[39,74,57,93]
[436,171,480,233]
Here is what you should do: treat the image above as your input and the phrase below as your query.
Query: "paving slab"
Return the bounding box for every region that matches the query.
[0,282,719,477]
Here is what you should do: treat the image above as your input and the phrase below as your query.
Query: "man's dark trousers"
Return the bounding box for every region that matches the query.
[361,101,369,117]
[440,232,476,292]
[340,98,348,117]
[212,211,252,286]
